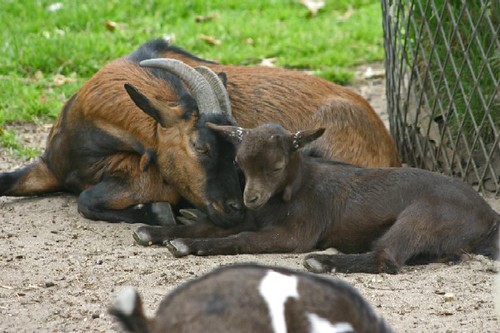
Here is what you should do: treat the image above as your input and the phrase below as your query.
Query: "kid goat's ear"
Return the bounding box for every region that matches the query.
[206,122,246,145]
[291,128,325,151]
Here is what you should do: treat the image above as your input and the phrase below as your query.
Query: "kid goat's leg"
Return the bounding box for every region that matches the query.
[305,200,496,274]
[133,221,248,246]
[165,226,315,257]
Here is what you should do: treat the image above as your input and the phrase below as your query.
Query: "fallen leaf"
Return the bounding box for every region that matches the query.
[301,0,325,16]
[199,34,221,45]
[341,5,354,20]
[53,74,76,86]
[46,2,63,12]
[258,57,278,67]
[363,67,386,79]
[105,20,119,32]
[162,34,176,44]
[33,70,44,82]
[195,13,219,23]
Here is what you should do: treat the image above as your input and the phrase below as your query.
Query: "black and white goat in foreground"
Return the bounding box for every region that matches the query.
[110,264,393,333]
[135,123,499,274]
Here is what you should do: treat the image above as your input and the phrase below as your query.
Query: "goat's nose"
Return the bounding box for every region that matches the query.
[226,199,243,213]
[245,194,260,205]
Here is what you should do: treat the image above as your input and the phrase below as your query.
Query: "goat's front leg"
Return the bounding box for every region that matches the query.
[165,226,313,257]
[77,176,181,225]
[133,220,249,246]
[304,250,399,274]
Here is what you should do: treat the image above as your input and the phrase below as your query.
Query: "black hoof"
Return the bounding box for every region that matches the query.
[303,255,331,273]
[164,239,190,257]
[151,202,176,226]
[177,208,204,225]
[133,227,154,246]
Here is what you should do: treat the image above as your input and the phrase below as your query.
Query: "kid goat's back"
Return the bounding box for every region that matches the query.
[152,123,499,274]
[110,264,393,333]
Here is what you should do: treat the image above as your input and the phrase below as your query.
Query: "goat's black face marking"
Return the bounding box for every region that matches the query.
[196,113,245,227]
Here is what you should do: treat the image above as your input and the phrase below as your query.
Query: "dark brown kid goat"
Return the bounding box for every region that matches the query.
[110,263,393,333]
[0,38,400,227]
[136,123,499,274]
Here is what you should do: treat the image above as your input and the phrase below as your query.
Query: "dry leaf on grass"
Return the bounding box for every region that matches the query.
[341,5,354,21]
[300,0,325,16]
[195,13,219,23]
[258,58,278,67]
[199,34,221,45]
[53,74,76,86]
[104,20,122,32]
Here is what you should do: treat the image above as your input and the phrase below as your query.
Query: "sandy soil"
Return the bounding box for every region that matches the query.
[1,65,499,333]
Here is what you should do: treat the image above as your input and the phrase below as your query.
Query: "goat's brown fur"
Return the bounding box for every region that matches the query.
[137,123,499,274]
[1,38,399,226]
[164,53,400,167]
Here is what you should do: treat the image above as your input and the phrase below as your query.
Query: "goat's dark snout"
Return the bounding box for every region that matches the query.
[226,198,243,213]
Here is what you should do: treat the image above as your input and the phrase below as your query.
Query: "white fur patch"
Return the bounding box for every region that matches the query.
[114,286,138,316]
[307,313,354,333]
[259,270,299,333]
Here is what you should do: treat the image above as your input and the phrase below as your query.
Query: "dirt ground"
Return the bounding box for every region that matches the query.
[1,65,499,333]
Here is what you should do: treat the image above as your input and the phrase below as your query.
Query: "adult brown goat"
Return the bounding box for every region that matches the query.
[0,38,400,226]
[136,123,499,274]
[110,263,394,333]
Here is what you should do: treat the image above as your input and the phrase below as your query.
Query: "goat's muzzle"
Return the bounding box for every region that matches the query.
[243,191,269,210]
[206,198,245,228]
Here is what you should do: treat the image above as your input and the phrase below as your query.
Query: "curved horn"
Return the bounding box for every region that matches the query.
[194,66,232,116]
[139,58,221,115]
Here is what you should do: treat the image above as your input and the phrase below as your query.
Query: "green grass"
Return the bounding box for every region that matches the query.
[0,0,384,158]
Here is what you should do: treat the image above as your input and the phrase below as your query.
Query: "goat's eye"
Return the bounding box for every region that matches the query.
[196,145,209,154]
[272,162,285,173]
[192,141,210,155]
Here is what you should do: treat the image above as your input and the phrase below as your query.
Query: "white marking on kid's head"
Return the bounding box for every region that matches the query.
[259,270,299,333]
[307,313,355,333]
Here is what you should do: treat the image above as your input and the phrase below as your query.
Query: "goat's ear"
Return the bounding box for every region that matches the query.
[109,287,150,333]
[291,128,325,151]
[206,122,245,145]
[124,83,186,128]
[217,72,228,88]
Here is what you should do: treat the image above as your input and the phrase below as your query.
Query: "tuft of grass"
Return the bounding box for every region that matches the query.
[0,0,385,157]
[0,128,40,160]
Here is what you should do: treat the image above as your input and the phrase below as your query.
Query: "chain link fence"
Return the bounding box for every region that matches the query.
[382,0,499,196]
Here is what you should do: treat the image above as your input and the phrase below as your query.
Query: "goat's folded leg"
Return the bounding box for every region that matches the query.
[165,227,314,257]
[77,178,180,225]
[303,251,399,274]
